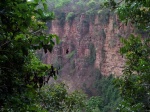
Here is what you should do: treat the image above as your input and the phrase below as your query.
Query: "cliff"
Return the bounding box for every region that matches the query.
[39,11,134,95]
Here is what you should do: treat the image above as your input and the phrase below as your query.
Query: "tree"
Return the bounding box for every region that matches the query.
[85,96,102,112]
[103,0,150,30]
[0,1,87,111]
[95,75,122,112]
[103,0,150,111]
[38,83,86,112]
[115,35,150,111]
[0,0,59,111]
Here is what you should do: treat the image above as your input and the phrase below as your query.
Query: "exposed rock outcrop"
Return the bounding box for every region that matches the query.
[40,12,134,95]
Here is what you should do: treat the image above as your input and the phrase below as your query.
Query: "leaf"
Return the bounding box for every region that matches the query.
[27,84,33,88]
[41,0,46,3]
[37,9,43,16]
[34,0,39,4]
[53,75,57,80]
[55,35,60,44]
[43,3,48,10]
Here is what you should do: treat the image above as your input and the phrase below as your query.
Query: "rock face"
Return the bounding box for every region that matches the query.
[41,12,134,95]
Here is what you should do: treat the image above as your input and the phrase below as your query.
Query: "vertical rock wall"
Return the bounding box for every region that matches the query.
[42,12,134,95]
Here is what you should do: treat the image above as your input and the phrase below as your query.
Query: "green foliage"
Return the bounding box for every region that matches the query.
[38,83,87,112]
[1,53,50,112]
[103,0,150,30]
[103,0,150,111]
[86,8,95,15]
[76,0,84,6]
[46,0,107,23]
[2,92,42,112]
[98,8,110,25]
[85,96,102,112]
[85,43,96,65]
[86,0,96,8]
[47,0,70,9]
[66,12,75,26]
[115,35,150,111]
[95,75,122,112]
[57,12,66,27]
[66,12,75,21]
[86,8,97,24]
[2,83,87,112]
[0,0,59,111]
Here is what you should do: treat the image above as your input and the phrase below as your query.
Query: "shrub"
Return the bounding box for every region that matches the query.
[98,9,110,25]
[38,83,87,112]
[66,12,75,21]
[86,0,96,8]
[85,43,96,65]
[56,12,66,27]
[94,75,122,112]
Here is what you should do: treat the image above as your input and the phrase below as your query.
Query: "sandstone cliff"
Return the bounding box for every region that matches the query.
[39,12,134,95]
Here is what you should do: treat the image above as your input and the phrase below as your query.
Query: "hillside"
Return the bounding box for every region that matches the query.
[37,0,135,95]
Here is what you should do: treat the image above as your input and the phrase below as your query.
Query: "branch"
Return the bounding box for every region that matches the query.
[31,29,42,34]
[117,0,124,5]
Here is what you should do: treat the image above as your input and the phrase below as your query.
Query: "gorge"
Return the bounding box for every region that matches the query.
[1,0,149,111]
[38,10,134,95]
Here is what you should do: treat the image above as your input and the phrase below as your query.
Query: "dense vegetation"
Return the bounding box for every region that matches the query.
[104,0,150,30]
[116,35,150,111]
[0,0,86,111]
[0,0,149,111]
[38,83,86,112]
[92,75,121,112]
[46,0,108,24]
[104,0,150,111]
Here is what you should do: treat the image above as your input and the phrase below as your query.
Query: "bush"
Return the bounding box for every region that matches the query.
[86,0,96,8]
[66,12,75,21]
[85,96,102,112]
[38,83,87,112]
[85,43,96,65]
[94,75,122,112]
[56,12,66,27]
[98,9,110,25]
